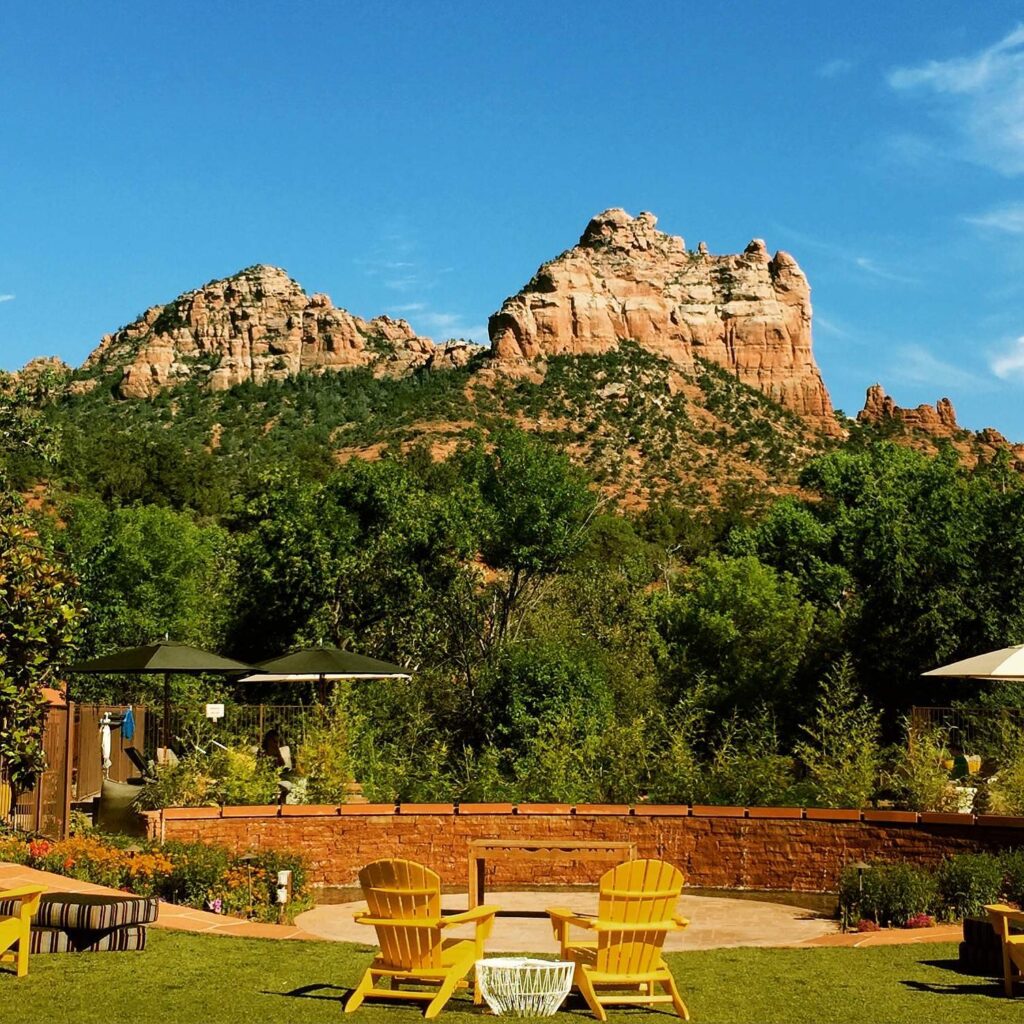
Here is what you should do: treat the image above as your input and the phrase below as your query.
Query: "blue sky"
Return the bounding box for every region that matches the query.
[4,2,1024,433]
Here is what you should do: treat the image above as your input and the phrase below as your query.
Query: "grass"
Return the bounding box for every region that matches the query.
[0,933,1020,1024]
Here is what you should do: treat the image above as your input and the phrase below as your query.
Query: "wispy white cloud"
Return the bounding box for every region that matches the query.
[965,201,1024,233]
[852,256,919,284]
[414,310,487,343]
[773,223,919,285]
[813,312,866,343]
[0,294,14,303]
[891,343,988,390]
[888,25,1024,174]
[818,58,854,79]
[990,336,1024,378]
[390,302,426,313]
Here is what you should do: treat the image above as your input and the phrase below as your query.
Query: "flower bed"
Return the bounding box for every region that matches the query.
[0,829,310,923]
[838,850,1024,928]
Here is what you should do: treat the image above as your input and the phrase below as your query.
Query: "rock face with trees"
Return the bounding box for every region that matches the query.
[84,264,477,399]
[489,208,838,432]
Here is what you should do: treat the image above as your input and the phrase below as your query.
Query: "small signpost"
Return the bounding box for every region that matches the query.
[205,703,225,721]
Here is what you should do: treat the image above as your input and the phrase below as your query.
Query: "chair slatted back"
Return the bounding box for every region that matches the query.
[595,859,684,976]
[359,858,443,970]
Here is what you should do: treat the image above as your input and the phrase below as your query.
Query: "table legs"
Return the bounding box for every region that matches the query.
[468,853,486,909]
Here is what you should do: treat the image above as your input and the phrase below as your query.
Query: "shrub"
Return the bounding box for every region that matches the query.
[988,731,1024,816]
[134,743,280,809]
[935,853,1003,920]
[207,747,280,806]
[906,913,934,928]
[161,841,231,906]
[295,702,356,804]
[795,656,881,809]
[705,708,796,807]
[887,724,957,812]
[1001,849,1024,907]
[839,862,936,927]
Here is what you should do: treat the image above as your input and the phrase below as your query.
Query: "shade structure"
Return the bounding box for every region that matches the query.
[239,646,411,683]
[923,645,1024,680]
[71,641,254,677]
[71,641,256,750]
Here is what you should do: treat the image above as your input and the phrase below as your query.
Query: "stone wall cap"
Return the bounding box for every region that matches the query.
[457,803,516,815]
[805,808,862,822]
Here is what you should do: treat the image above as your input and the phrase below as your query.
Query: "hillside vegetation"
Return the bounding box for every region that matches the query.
[3,351,1024,808]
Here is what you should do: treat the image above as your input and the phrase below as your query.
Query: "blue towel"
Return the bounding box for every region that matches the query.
[122,705,136,742]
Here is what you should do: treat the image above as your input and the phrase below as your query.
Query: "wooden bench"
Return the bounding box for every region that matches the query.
[467,839,636,909]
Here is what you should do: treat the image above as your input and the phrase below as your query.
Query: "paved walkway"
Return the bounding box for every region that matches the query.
[1,861,966,949]
[296,888,841,951]
[0,861,320,940]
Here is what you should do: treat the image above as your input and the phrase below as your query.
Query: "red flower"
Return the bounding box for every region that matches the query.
[28,840,51,860]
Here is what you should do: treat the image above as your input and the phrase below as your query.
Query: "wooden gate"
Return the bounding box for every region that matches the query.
[10,705,71,837]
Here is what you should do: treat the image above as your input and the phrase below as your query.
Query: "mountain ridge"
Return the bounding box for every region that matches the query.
[12,209,1022,498]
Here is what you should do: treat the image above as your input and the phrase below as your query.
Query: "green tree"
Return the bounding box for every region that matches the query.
[0,517,83,794]
[59,499,231,703]
[655,553,816,721]
[451,430,598,665]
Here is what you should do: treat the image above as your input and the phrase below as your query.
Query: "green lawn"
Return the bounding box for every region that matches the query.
[0,933,1018,1024]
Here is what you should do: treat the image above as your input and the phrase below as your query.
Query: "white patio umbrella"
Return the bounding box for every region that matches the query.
[923,645,1024,681]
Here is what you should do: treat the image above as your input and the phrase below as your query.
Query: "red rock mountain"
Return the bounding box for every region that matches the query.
[858,383,962,436]
[84,264,474,399]
[488,209,837,432]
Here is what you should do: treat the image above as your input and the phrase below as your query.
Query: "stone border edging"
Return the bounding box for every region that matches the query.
[151,803,1024,827]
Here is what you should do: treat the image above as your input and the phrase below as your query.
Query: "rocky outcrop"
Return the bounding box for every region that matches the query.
[857,384,962,436]
[488,208,837,430]
[83,265,477,398]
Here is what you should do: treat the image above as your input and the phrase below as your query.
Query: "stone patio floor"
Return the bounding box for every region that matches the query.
[1,861,963,949]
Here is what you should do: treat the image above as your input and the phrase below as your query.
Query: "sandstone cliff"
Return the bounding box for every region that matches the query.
[857,383,962,436]
[83,265,476,398]
[488,209,837,431]
[857,383,1024,468]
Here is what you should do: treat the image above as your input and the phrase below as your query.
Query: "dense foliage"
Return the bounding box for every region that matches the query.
[0,518,83,793]
[838,851,1024,927]
[5,357,1024,806]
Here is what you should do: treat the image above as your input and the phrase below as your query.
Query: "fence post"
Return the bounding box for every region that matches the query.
[62,701,75,839]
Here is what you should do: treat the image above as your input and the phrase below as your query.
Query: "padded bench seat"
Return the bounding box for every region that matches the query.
[0,892,157,955]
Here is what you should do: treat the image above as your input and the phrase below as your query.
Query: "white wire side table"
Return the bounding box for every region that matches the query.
[475,957,574,1017]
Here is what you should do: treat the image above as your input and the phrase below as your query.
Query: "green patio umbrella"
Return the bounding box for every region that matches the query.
[239,646,411,701]
[71,640,256,751]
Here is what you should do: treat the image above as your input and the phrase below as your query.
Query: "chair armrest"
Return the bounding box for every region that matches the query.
[592,919,684,933]
[986,904,1024,937]
[439,905,499,927]
[353,913,442,928]
[0,886,46,903]
[547,906,596,930]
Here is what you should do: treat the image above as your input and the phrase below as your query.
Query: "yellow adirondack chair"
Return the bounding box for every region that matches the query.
[345,858,499,1018]
[548,859,690,1021]
[0,886,45,978]
[987,903,1024,996]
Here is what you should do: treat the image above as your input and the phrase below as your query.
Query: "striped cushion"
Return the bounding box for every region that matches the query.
[30,925,148,953]
[0,893,159,930]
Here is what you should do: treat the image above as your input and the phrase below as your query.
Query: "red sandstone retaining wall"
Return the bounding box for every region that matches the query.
[142,804,1024,893]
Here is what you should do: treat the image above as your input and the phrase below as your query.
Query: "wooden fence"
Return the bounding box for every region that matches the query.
[11,705,72,837]
[5,703,314,838]
[910,705,1024,750]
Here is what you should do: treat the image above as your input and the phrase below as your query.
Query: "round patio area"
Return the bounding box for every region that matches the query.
[296,888,840,951]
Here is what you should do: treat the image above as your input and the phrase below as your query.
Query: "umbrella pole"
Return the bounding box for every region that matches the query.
[163,673,171,755]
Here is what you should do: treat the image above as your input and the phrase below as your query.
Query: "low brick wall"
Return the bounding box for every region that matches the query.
[142,804,1024,893]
